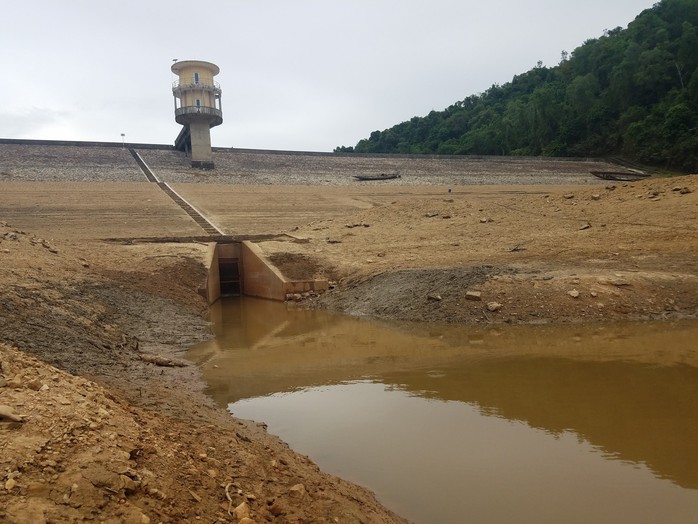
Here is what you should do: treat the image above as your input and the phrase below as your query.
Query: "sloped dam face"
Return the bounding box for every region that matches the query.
[187,297,698,524]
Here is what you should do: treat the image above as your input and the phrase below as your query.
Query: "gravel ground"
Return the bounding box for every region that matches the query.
[0,143,145,182]
[1,141,620,186]
[139,148,614,186]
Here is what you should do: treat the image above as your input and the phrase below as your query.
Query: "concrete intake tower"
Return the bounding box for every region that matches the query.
[171,60,222,169]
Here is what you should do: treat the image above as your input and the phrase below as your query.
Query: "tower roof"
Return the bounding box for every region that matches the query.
[171,60,220,76]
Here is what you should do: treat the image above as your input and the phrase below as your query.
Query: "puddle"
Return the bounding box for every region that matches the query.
[187,297,698,524]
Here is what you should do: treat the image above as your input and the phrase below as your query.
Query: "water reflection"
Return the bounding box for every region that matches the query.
[187,297,698,524]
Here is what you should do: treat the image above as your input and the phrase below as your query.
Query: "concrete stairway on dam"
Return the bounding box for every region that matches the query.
[129,148,222,235]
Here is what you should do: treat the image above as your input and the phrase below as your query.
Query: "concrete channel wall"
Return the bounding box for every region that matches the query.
[204,241,328,303]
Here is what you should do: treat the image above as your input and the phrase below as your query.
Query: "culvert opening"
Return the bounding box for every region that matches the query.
[208,241,330,304]
[219,257,241,296]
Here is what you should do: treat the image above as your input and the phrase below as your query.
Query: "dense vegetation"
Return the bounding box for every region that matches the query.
[336,0,698,171]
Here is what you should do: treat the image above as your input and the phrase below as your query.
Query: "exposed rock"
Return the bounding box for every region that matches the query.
[486,302,502,312]
[427,293,442,302]
[233,501,251,520]
[465,291,482,301]
[579,223,591,230]
[0,403,25,422]
[289,483,307,499]
[139,354,187,367]
[567,290,580,298]
[600,278,631,287]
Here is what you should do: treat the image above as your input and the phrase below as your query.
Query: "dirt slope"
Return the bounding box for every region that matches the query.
[0,223,405,524]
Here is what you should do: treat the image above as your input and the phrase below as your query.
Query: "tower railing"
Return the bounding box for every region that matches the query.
[174,106,223,126]
[172,80,222,95]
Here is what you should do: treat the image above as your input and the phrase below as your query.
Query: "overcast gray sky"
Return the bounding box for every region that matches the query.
[2,0,655,152]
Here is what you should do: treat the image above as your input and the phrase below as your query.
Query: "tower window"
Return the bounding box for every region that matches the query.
[194,72,200,84]
[196,99,201,107]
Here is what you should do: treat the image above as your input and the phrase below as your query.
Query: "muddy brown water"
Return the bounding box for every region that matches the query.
[187,297,698,524]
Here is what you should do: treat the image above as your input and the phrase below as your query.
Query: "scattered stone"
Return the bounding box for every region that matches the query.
[326,239,342,244]
[79,258,90,268]
[679,187,692,195]
[233,501,251,520]
[26,380,43,391]
[465,291,482,301]
[0,405,23,423]
[486,302,502,312]
[600,278,631,287]
[591,194,601,201]
[425,212,439,218]
[579,222,591,230]
[268,501,286,517]
[139,354,187,367]
[147,488,167,500]
[441,214,452,219]
[427,293,442,302]
[5,478,17,491]
[567,290,580,298]
[563,194,575,199]
[238,518,256,524]
[289,483,307,499]
[56,396,72,405]
[188,489,202,503]
[41,240,58,254]
[120,475,139,492]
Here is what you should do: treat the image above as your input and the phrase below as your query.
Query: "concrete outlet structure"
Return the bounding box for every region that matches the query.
[204,242,329,305]
[171,60,222,169]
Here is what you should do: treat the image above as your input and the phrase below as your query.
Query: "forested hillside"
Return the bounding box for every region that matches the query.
[336,0,698,171]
